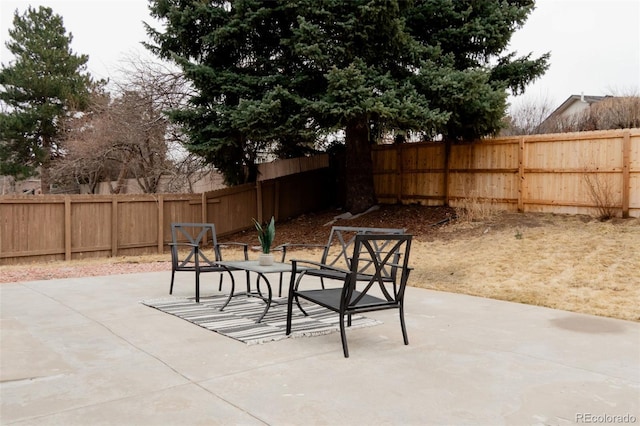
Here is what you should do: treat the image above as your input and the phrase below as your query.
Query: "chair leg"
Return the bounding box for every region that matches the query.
[170,270,176,295]
[195,272,200,303]
[294,295,308,316]
[245,271,251,293]
[399,304,409,345]
[218,274,223,291]
[339,314,350,358]
[286,290,294,335]
[219,270,235,310]
[286,270,299,334]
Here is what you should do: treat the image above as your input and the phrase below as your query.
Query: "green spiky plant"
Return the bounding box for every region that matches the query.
[253,216,275,254]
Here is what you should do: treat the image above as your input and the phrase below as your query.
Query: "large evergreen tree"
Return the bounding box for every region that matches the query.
[0,6,95,193]
[147,0,548,212]
[146,1,316,186]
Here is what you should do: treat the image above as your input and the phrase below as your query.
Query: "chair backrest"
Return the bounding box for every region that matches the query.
[321,226,406,272]
[170,223,221,268]
[345,233,412,307]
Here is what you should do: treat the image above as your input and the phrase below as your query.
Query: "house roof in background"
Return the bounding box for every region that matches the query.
[548,94,611,119]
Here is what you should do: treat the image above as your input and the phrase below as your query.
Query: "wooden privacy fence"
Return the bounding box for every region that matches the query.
[3,130,639,264]
[372,129,640,218]
[0,166,332,265]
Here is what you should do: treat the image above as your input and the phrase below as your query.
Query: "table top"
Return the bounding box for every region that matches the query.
[216,260,309,274]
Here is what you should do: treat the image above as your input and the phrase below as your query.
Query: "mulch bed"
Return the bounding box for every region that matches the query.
[220,204,457,246]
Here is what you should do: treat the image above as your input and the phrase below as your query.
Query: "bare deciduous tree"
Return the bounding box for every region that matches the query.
[51,89,168,194]
[51,55,214,194]
[110,56,209,193]
[50,91,115,193]
[502,95,556,135]
[588,96,640,130]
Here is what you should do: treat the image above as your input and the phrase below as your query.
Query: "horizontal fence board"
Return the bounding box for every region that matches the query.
[449,142,519,170]
[0,248,65,258]
[524,173,623,205]
[403,172,446,197]
[257,154,329,181]
[373,174,397,198]
[448,172,519,200]
[525,138,623,170]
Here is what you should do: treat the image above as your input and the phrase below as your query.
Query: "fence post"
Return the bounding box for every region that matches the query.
[111,197,118,257]
[444,141,451,206]
[518,137,525,213]
[64,196,71,261]
[256,181,263,223]
[201,192,207,223]
[622,130,631,218]
[274,180,280,221]
[157,194,164,253]
[396,144,402,203]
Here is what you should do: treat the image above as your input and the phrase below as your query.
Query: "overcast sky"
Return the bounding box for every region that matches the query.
[1,0,639,110]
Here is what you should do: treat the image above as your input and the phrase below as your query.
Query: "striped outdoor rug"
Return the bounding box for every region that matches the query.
[141,294,381,345]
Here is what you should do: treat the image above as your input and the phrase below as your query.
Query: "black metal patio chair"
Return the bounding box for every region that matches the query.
[169,223,248,303]
[286,233,413,357]
[277,226,406,296]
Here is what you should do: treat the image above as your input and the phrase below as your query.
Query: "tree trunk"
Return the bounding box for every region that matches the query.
[344,116,376,213]
[39,166,51,194]
[111,159,131,194]
[39,137,52,194]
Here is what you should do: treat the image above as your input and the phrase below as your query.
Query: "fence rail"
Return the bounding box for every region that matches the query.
[372,128,640,218]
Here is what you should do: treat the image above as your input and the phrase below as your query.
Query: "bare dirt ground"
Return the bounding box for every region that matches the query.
[1,205,639,321]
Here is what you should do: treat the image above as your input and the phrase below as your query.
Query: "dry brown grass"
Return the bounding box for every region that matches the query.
[454,193,499,224]
[412,214,640,321]
[1,209,638,322]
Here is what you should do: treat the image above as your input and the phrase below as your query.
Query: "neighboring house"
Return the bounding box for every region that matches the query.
[539,94,611,132]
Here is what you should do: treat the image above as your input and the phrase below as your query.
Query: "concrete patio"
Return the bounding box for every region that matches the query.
[1,270,638,425]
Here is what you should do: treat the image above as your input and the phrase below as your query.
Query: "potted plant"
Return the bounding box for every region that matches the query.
[253,216,275,266]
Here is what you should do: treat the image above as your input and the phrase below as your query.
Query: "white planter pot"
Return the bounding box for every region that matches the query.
[259,253,274,266]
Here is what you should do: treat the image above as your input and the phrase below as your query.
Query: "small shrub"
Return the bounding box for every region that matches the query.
[455,192,497,223]
[583,174,618,221]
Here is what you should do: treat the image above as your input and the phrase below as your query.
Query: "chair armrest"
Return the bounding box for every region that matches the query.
[280,243,327,261]
[281,243,327,249]
[218,242,247,248]
[168,242,199,248]
[291,258,350,275]
[217,242,249,260]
